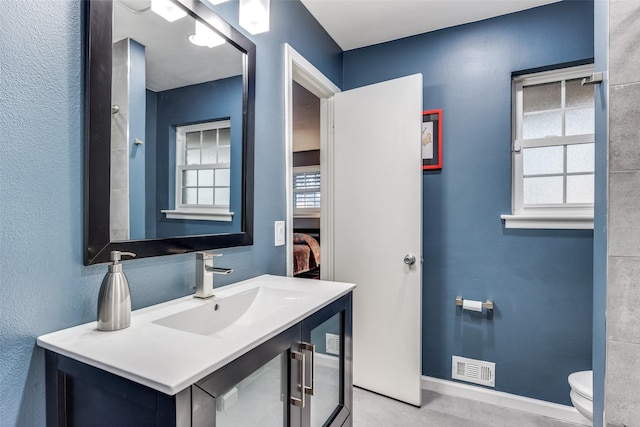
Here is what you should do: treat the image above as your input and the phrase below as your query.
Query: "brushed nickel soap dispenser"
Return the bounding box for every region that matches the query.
[97,251,136,331]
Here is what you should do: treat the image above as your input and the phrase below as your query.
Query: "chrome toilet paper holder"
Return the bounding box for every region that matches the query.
[455,296,494,311]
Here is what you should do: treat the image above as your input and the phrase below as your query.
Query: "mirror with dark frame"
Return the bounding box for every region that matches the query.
[85,0,255,265]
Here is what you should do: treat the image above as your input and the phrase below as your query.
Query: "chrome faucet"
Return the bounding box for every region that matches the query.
[195,252,234,299]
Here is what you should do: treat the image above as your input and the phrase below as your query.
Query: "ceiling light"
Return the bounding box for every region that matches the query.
[189,20,225,48]
[150,0,187,22]
[239,0,270,35]
[208,0,230,4]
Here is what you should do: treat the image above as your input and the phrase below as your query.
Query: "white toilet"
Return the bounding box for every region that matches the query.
[568,370,593,423]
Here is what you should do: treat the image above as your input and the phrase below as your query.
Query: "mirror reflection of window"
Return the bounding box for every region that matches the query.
[162,120,235,222]
[86,0,256,264]
[178,121,232,209]
[111,0,244,231]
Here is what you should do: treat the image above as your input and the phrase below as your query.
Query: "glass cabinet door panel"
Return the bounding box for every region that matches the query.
[309,312,342,426]
[215,352,287,427]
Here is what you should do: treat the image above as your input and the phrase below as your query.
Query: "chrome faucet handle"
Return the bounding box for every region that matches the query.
[195,252,222,299]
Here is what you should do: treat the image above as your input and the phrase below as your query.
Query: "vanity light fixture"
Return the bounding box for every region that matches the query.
[239,0,270,35]
[189,20,225,48]
[150,0,187,22]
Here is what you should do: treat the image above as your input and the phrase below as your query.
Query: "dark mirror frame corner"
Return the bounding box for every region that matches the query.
[84,0,255,265]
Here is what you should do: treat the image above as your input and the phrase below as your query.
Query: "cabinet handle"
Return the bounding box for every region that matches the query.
[301,342,315,396]
[290,350,305,408]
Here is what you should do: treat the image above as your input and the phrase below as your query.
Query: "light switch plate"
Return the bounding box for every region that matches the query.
[274,221,285,246]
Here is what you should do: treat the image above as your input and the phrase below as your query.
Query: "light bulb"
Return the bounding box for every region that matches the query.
[189,20,225,48]
[150,0,187,22]
[239,0,270,35]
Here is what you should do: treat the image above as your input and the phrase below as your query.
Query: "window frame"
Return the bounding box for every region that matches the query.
[502,64,595,230]
[162,120,234,222]
[293,165,321,218]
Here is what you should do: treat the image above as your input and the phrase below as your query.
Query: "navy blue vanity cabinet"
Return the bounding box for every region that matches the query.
[45,293,352,427]
[299,292,353,427]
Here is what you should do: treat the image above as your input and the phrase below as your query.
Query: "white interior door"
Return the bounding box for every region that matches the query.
[333,74,423,406]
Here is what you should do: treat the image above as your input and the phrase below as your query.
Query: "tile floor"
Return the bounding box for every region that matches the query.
[353,387,590,427]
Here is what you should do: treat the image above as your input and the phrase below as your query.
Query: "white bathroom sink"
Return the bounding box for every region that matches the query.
[37,274,355,395]
[153,286,312,337]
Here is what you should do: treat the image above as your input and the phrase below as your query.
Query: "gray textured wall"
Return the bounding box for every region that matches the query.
[605,0,640,424]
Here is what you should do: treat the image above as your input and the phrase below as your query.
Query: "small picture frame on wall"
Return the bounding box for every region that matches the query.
[422,109,442,170]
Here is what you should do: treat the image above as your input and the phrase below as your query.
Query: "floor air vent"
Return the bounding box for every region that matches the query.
[452,356,495,387]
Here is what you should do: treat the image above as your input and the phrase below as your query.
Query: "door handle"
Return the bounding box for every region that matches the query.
[302,342,315,396]
[290,350,305,408]
[404,254,416,265]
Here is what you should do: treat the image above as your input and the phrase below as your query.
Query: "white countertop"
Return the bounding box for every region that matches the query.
[37,274,355,395]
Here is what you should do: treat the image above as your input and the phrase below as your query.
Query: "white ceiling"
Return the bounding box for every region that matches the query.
[114,0,243,92]
[300,0,563,51]
[113,0,564,90]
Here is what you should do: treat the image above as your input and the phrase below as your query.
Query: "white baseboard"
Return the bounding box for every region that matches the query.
[422,376,591,425]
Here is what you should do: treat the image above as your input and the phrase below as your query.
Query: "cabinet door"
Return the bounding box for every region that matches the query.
[299,294,353,427]
[213,352,288,426]
[196,325,301,427]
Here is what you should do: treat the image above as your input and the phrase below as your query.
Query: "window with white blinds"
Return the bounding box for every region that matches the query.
[293,166,320,217]
[503,64,595,229]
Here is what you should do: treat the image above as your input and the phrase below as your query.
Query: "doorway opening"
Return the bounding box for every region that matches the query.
[291,82,322,279]
[284,44,340,279]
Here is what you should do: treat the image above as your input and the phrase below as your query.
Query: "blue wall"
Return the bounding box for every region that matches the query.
[0,0,342,425]
[146,89,159,238]
[129,39,146,240]
[148,76,243,238]
[343,1,594,405]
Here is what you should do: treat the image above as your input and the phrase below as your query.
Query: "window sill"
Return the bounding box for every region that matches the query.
[500,214,593,230]
[162,209,234,222]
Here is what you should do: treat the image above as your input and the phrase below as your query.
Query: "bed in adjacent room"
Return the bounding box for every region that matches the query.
[293,232,320,279]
